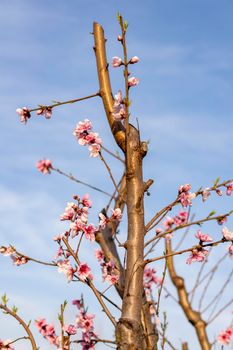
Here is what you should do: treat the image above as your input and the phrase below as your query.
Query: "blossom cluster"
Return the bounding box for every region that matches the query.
[98,208,122,230]
[73,298,97,349]
[0,339,14,349]
[155,210,188,240]
[217,325,233,345]
[95,249,119,285]
[73,119,102,157]
[35,318,58,346]
[16,106,53,124]
[178,184,196,207]
[0,246,28,266]
[54,195,95,282]
[143,267,162,292]
[201,181,233,202]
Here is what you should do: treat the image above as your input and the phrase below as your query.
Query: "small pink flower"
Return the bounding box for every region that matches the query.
[186,249,209,264]
[222,226,233,241]
[112,56,123,67]
[173,211,188,226]
[129,56,139,64]
[73,119,92,137]
[88,144,101,157]
[11,255,28,266]
[82,194,92,208]
[0,246,16,256]
[202,188,211,202]
[179,184,191,193]
[226,182,233,196]
[163,216,174,230]
[63,324,77,335]
[155,227,163,235]
[111,208,122,221]
[36,159,52,174]
[217,326,233,345]
[16,107,31,123]
[57,259,76,282]
[77,263,93,281]
[83,223,97,241]
[0,339,14,349]
[99,213,107,229]
[95,249,104,261]
[102,261,119,285]
[113,90,126,121]
[195,230,213,243]
[36,107,52,119]
[128,77,139,87]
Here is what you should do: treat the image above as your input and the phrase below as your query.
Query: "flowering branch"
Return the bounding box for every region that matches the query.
[0,302,38,350]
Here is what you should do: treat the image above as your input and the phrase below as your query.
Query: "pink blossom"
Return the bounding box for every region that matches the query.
[82,194,92,208]
[95,249,104,261]
[143,267,162,290]
[162,216,174,230]
[173,211,188,226]
[0,339,14,349]
[112,56,123,67]
[179,184,191,193]
[128,76,139,87]
[76,313,95,333]
[113,90,126,121]
[70,220,84,237]
[129,56,139,64]
[202,188,211,202]
[36,159,52,174]
[226,182,233,196]
[16,107,31,123]
[57,259,76,282]
[217,326,233,345]
[36,107,52,119]
[102,261,119,285]
[179,191,196,207]
[60,202,77,221]
[72,299,83,310]
[11,255,28,266]
[117,35,123,42]
[63,324,77,335]
[99,212,107,229]
[111,208,122,221]
[222,226,233,241]
[88,144,101,157]
[77,263,93,281]
[0,246,16,256]
[73,119,92,137]
[83,223,97,241]
[186,249,209,264]
[53,233,64,242]
[155,227,163,235]
[195,230,213,243]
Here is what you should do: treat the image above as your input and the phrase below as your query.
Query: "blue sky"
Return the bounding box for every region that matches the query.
[0,0,233,349]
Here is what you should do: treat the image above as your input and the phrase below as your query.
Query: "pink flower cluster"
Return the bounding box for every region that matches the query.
[57,259,76,282]
[73,298,97,349]
[195,230,213,243]
[143,267,162,291]
[36,159,52,174]
[16,107,31,123]
[113,90,126,121]
[217,326,233,345]
[186,248,209,264]
[73,119,102,157]
[158,210,188,240]
[36,106,52,119]
[95,249,119,285]
[98,208,122,229]
[0,246,28,266]
[222,227,233,256]
[35,318,58,346]
[178,184,196,207]
[60,195,97,241]
[0,339,14,349]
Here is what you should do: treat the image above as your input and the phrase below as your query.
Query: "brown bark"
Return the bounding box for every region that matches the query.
[166,241,211,350]
[93,22,157,350]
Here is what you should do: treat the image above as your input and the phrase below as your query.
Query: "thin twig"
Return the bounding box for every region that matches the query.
[101,145,125,164]
[29,92,100,112]
[208,298,233,324]
[52,166,113,197]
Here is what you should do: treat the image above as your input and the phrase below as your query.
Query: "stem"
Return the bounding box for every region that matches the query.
[52,166,113,197]
[0,304,38,350]
[29,92,100,112]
